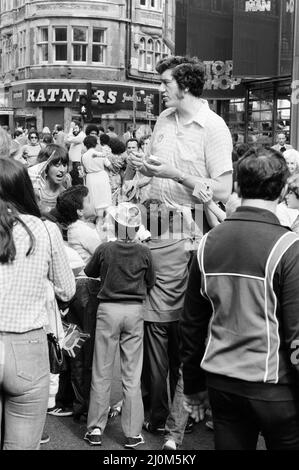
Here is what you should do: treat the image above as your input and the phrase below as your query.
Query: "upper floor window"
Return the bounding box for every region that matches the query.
[72,27,87,62]
[138,36,170,72]
[139,0,163,10]
[19,30,26,67]
[1,0,13,12]
[92,28,106,63]
[2,34,12,73]
[37,27,49,63]
[54,27,68,61]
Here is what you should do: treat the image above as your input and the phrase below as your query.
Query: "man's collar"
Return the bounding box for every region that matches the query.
[228,206,285,227]
[164,99,210,127]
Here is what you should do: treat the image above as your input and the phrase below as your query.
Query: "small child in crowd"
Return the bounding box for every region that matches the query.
[83,202,155,448]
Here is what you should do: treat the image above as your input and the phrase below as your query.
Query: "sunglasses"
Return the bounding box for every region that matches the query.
[30,136,38,139]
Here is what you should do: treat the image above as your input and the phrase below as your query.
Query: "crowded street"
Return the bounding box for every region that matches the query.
[1,0,299,456]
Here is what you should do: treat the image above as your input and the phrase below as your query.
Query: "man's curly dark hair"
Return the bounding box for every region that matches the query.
[156,56,206,98]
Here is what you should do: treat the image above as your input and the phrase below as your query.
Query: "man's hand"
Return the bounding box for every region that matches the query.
[143,155,180,179]
[183,391,209,423]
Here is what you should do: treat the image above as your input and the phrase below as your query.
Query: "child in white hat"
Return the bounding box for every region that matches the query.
[83,202,155,449]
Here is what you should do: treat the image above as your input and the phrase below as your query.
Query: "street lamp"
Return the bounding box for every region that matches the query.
[132,87,145,130]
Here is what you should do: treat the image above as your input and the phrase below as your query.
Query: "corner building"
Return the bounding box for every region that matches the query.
[0,0,172,132]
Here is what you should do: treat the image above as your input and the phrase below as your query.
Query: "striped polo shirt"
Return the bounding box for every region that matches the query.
[146,99,233,209]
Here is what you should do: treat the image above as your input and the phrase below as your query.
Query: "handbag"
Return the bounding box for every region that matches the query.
[61,321,90,358]
[44,221,65,374]
[47,332,64,374]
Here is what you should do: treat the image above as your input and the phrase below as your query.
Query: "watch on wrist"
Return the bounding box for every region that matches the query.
[173,173,186,184]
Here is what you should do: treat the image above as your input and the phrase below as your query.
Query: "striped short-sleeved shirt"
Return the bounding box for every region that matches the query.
[146,99,233,208]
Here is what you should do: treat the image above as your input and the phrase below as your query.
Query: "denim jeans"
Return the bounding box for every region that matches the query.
[0,329,49,450]
[164,368,189,446]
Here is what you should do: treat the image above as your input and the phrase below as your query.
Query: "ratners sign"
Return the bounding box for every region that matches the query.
[12,83,159,115]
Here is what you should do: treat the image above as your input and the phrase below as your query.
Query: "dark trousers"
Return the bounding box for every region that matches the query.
[70,162,84,186]
[142,321,180,428]
[56,278,100,418]
[209,387,299,450]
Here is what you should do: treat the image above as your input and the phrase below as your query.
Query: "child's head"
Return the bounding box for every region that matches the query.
[83,135,98,150]
[286,174,299,210]
[107,202,141,241]
[56,185,95,225]
[284,149,299,175]
[143,199,176,238]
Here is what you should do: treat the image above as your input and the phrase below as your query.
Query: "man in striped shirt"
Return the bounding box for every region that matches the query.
[128,56,233,237]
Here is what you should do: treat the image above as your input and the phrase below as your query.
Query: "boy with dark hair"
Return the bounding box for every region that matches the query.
[83,202,156,448]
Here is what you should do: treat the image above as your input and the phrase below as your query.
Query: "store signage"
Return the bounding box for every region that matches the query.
[204,61,241,91]
[245,0,271,12]
[286,0,294,13]
[12,83,159,115]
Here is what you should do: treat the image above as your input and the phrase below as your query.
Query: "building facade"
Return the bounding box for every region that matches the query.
[176,0,296,146]
[0,0,172,133]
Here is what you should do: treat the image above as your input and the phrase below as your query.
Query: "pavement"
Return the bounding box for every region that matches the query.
[43,413,215,451]
[41,351,266,451]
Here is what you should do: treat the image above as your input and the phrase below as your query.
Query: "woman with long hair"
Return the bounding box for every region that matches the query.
[0,158,75,449]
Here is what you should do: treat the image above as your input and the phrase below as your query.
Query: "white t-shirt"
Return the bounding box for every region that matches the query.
[67,220,101,263]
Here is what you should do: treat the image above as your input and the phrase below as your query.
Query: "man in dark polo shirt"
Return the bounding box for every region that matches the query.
[180,148,299,450]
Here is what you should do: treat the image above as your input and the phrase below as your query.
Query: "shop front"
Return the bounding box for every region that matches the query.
[11,81,160,134]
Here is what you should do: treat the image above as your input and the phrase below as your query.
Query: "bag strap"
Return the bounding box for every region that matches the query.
[43,221,59,339]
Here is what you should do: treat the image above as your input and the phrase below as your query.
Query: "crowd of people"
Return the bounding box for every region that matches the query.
[1,55,299,451]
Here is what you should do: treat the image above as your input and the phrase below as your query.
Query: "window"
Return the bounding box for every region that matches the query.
[1,0,13,11]
[2,34,12,72]
[72,27,87,62]
[19,30,26,67]
[139,0,163,10]
[92,28,106,63]
[37,27,49,63]
[139,37,170,72]
[36,25,106,65]
[54,27,67,61]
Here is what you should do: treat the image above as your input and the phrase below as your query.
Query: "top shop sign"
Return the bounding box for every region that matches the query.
[245,0,271,12]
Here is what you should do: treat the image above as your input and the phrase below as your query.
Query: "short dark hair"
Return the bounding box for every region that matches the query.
[56,185,89,225]
[156,56,206,98]
[108,125,114,131]
[84,135,98,149]
[236,147,289,201]
[37,144,69,169]
[42,134,54,145]
[126,138,139,149]
[98,126,105,133]
[28,130,39,140]
[100,133,110,146]
[85,124,99,136]
[56,125,63,132]
[73,120,82,129]
[143,199,176,236]
[109,137,126,155]
[14,130,23,138]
